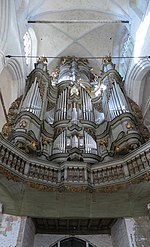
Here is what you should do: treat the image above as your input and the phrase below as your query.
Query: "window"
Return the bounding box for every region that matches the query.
[23,31,31,65]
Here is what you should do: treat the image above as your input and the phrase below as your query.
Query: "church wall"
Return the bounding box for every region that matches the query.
[0,213,23,247]
[125,217,150,247]
[111,218,130,247]
[126,1,150,105]
[111,217,150,247]
[0,0,26,131]
[0,213,150,247]
[0,206,35,247]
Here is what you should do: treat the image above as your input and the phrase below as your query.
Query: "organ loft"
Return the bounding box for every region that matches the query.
[1,1,150,246]
[0,55,149,192]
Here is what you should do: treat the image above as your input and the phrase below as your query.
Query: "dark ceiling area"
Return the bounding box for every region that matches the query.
[32,218,117,234]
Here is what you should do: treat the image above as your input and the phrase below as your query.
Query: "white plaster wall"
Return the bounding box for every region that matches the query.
[0,0,26,131]
[34,234,112,247]
[0,214,22,247]
[0,214,35,247]
[112,217,150,247]
[111,218,130,247]
[126,1,150,104]
[125,217,150,247]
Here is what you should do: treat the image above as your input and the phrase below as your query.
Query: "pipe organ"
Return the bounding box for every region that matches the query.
[2,56,149,163]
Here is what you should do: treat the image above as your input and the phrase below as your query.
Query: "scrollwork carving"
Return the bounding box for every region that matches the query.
[1,95,22,139]
[128,97,150,142]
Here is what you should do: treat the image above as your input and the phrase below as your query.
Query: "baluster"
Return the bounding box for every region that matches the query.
[44,167,49,181]
[112,166,118,180]
[34,165,39,179]
[123,162,130,177]
[144,150,149,166]
[3,150,9,164]
[135,155,144,171]
[127,161,134,176]
[0,147,5,162]
[102,168,107,182]
[93,170,98,184]
[141,152,149,168]
[20,160,25,174]
[48,168,53,182]
[145,149,150,166]
[132,158,139,174]
[16,157,21,172]
[29,163,33,177]
[12,155,17,170]
[61,168,65,182]
[7,153,13,168]
[98,169,103,183]
[118,165,124,179]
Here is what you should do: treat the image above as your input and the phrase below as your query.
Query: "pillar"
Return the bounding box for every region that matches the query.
[0,205,35,247]
[111,217,150,247]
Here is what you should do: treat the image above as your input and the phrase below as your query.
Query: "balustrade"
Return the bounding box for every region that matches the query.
[0,137,150,188]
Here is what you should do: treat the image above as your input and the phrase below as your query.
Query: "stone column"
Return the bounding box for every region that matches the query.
[111,217,150,247]
[0,213,24,247]
[20,217,35,247]
[111,218,130,247]
[0,207,35,247]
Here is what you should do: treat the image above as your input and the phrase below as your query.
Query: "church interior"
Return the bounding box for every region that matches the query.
[0,0,150,246]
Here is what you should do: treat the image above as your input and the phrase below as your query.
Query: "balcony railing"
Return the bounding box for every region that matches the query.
[0,134,150,191]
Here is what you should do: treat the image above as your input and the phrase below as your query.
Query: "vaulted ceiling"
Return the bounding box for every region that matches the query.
[15,0,131,73]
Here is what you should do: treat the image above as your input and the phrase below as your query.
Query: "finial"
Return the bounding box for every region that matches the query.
[37,56,48,64]
[102,54,112,64]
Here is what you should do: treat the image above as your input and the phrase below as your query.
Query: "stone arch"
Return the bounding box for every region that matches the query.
[140,70,150,132]
[50,236,95,247]
[126,58,150,131]
[23,27,37,71]
[112,25,131,78]
[7,58,25,96]
[126,59,150,105]
[0,0,10,52]
[0,58,24,129]
[0,51,5,74]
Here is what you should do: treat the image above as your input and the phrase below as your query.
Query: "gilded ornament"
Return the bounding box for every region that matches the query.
[42,137,50,146]
[128,97,150,141]
[126,121,134,129]
[37,56,48,64]
[1,95,22,138]
[30,141,37,148]
[100,137,108,147]
[102,55,112,64]
[115,145,120,152]
[19,120,27,128]
[1,123,12,138]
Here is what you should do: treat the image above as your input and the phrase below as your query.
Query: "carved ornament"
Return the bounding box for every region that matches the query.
[128,97,150,141]
[102,55,112,64]
[19,120,27,128]
[99,137,108,147]
[37,56,48,64]
[126,121,134,129]
[1,95,22,139]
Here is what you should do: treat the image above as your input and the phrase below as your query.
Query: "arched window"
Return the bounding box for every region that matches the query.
[121,34,131,58]
[51,237,94,247]
[23,28,37,70]
[23,31,31,65]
